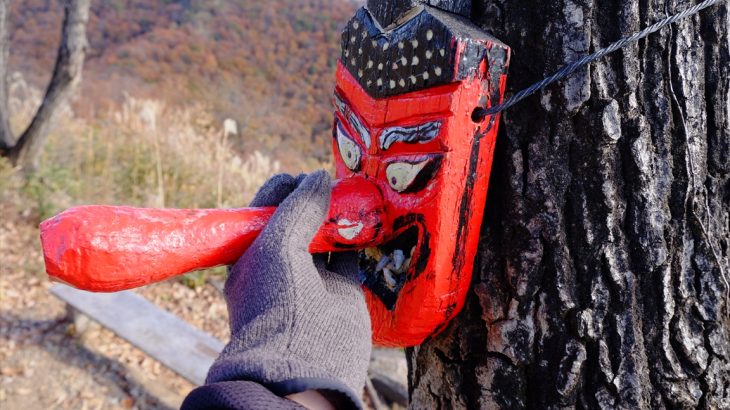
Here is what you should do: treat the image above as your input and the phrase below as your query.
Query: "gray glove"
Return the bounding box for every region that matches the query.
[205,171,372,408]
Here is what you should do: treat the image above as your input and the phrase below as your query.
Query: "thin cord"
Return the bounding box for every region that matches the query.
[477,0,726,116]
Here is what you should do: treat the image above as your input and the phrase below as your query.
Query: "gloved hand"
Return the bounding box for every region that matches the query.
[205,171,372,408]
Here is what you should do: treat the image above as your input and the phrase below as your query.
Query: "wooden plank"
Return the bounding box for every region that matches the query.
[50,283,225,385]
[370,370,408,406]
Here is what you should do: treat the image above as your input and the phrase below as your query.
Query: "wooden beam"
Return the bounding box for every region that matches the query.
[50,283,225,385]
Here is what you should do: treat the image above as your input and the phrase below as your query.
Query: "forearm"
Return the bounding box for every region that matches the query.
[286,391,335,410]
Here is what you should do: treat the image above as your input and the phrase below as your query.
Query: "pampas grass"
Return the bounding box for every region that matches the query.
[4,74,285,220]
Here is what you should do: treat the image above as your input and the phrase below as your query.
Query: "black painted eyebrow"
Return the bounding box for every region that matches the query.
[348,113,371,149]
[334,93,347,115]
[334,92,371,149]
[379,121,441,150]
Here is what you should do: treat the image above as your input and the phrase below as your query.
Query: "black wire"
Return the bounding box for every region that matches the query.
[476,0,726,117]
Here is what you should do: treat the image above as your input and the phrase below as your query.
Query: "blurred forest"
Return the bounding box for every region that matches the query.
[9,0,356,169]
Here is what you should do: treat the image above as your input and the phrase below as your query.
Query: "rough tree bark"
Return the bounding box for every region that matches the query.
[0,0,90,170]
[408,1,729,409]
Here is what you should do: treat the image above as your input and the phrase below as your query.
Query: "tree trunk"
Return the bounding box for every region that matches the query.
[2,0,90,170]
[408,0,729,408]
[0,0,13,152]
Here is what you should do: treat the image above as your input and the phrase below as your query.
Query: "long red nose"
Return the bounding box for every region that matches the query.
[309,176,387,251]
[39,176,388,292]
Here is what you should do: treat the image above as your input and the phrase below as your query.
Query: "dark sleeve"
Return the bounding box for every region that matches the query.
[181,380,307,410]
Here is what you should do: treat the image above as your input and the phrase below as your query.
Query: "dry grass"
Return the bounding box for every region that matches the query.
[1,73,324,287]
[3,74,290,221]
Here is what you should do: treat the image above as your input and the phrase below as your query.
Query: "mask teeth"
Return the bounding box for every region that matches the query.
[364,245,416,290]
[375,255,391,272]
[383,268,397,288]
[393,250,404,270]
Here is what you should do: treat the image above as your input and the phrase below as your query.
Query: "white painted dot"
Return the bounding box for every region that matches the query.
[426,30,433,40]
[372,40,378,48]
[378,63,384,70]
[383,42,389,51]
[400,56,407,66]
[409,75,417,84]
[351,58,356,66]
[425,50,433,59]
[377,78,383,86]
[353,21,359,29]
[399,78,406,87]
[392,63,399,70]
[361,31,367,38]
[389,80,396,89]
[358,48,363,55]
[423,72,430,80]
[412,56,419,66]
[358,69,363,78]
[411,39,419,48]
[434,66,442,76]
[351,36,356,42]
[367,60,373,68]
[399,42,404,49]
[344,50,349,57]
[367,80,372,86]
[440,49,445,56]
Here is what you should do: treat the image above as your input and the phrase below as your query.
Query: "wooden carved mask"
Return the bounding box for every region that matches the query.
[330,2,510,346]
[37,0,510,349]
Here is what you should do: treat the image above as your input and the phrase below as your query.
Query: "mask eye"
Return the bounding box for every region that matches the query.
[336,123,361,171]
[386,160,430,192]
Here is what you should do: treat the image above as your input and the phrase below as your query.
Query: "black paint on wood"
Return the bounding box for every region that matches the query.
[366,1,472,29]
[424,0,472,19]
[366,0,420,28]
[341,5,506,99]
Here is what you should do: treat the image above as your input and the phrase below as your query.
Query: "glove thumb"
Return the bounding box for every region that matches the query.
[257,170,331,255]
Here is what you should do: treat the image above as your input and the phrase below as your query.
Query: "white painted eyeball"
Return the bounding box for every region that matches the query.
[386,160,429,192]
[336,123,361,171]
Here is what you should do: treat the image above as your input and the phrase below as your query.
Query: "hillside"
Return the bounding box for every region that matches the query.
[9,0,359,164]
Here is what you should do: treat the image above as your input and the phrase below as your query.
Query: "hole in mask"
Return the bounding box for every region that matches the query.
[471,107,488,123]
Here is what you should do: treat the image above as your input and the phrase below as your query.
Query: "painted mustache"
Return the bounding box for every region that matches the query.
[40,177,388,292]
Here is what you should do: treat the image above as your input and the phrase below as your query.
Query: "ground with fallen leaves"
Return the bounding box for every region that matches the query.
[1,202,231,409]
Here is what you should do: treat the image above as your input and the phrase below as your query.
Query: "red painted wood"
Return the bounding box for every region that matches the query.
[42,206,274,292]
[41,177,387,292]
[333,58,508,346]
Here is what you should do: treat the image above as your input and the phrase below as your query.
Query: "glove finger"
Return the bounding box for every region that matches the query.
[249,173,305,207]
[293,173,307,186]
[315,252,364,299]
[314,252,361,285]
[257,170,331,256]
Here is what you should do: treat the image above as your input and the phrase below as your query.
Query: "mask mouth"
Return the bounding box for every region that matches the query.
[359,223,424,309]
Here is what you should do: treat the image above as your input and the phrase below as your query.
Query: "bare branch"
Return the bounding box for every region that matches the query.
[7,0,90,170]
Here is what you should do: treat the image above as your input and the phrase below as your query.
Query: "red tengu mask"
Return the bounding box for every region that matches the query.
[36,0,510,349]
[331,2,510,346]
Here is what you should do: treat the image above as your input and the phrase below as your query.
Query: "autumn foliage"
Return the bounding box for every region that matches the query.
[9,0,358,166]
